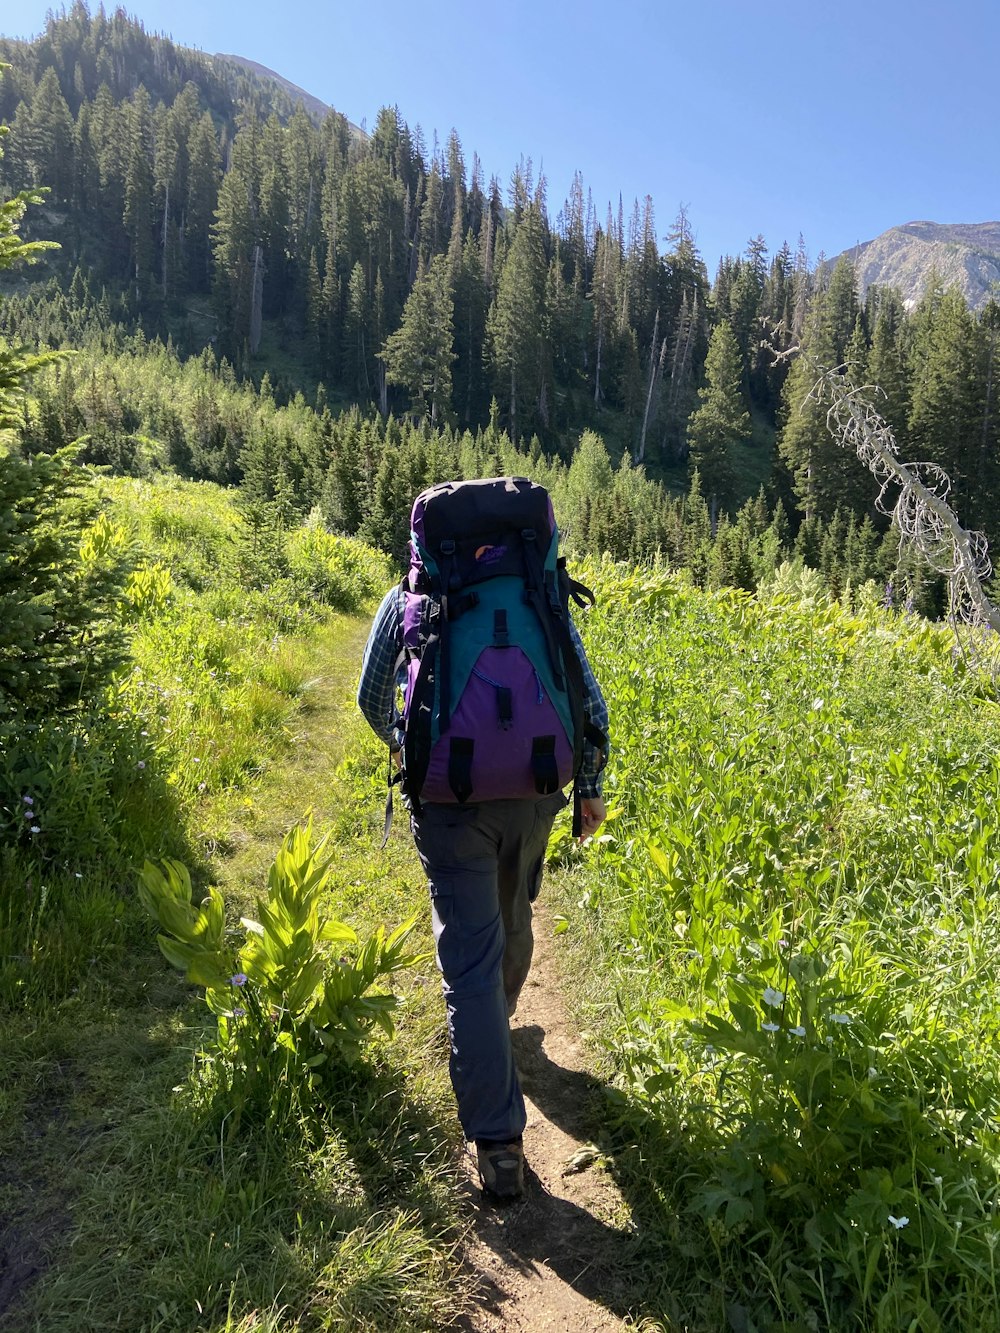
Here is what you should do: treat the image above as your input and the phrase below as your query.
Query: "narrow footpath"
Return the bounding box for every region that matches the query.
[455,899,642,1331]
[297,615,645,1329]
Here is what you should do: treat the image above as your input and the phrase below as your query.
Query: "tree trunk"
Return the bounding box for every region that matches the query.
[161,180,169,298]
[249,244,264,355]
[636,309,664,463]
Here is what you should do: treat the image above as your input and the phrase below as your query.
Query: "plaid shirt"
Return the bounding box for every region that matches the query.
[358,584,609,799]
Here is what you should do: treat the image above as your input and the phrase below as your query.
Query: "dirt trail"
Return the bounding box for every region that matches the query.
[455,900,643,1331]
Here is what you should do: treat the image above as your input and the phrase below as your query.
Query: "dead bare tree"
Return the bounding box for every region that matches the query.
[809,366,1000,657]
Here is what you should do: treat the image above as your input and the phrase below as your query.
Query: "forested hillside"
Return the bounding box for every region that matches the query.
[2,2,1000,593]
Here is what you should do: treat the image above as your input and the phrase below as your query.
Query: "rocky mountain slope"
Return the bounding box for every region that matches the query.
[213,53,364,137]
[836,221,1000,309]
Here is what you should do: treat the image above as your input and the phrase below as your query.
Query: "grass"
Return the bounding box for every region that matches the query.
[1,610,463,1333]
[13,472,1000,1331]
[0,476,465,1332]
[547,563,1000,1330]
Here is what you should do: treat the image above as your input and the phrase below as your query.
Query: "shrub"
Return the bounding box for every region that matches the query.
[139,818,430,1126]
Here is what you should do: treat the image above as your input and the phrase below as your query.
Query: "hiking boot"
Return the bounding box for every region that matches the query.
[476,1139,525,1202]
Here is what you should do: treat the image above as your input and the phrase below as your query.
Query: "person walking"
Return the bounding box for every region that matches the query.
[357,478,609,1202]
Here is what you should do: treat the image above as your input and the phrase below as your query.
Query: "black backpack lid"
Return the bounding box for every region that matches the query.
[413,477,553,551]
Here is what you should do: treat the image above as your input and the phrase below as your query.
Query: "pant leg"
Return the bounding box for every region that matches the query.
[494,790,569,1014]
[410,801,525,1143]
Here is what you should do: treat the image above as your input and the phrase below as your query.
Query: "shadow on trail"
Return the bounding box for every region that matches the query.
[452,1022,652,1328]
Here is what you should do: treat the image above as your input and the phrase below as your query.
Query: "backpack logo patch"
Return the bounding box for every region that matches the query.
[474,543,507,564]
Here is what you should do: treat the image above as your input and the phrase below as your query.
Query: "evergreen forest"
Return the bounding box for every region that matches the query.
[1,3,999,610]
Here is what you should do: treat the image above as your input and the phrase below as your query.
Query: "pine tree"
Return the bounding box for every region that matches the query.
[185,110,220,294]
[26,67,75,203]
[686,320,750,521]
[380,253,455,425]
[589,221,620,409]
[486,203,547,440]
[342,261,372,398]
[867,289,911,445]
[908,284,982,527]
[213,113,263,360]
[122,85,155,302]
[778,269,870,521]
[0,116,127,718]
[452,229,489,426]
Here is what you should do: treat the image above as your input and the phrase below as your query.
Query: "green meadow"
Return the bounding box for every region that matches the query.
[4,474,1000,1332]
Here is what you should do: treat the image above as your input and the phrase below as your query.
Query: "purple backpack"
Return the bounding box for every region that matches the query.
[398,477,598,815]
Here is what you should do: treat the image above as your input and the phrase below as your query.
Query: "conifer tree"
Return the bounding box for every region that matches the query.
[778,267,869,521]
[589,221,620,408]
[185,110,220,293]
[867,289,910,444]
[686,320,749,520]
[26,66,75,203]
[122,85,155,301]
[342,261,372,398]
[486,203,547,440]
[452,229,489,425]
[908,284,982,526]
[213,113,264,359]
[0,111,126,718]
[380,253,455,425]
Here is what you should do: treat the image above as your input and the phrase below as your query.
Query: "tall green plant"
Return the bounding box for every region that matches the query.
[139,818,430,1119]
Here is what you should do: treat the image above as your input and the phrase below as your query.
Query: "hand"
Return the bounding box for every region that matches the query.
[578,795,606,843]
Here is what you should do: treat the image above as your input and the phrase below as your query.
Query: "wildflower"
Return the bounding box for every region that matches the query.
[829,1013,851,1025]
[761,1022,780,1033]
[137,761,146,770]
[230,973,248,987]
[762,986,784,1008]
[24,811,34,819]
[888,1215,909,1229]
[790,1026,806,1037]
[22,795,33,806]
[232,1007,246,1018]
[30,825,41,834]
[198,782,207,792]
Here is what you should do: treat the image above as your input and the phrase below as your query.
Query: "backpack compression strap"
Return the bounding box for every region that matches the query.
[401,594,441,809]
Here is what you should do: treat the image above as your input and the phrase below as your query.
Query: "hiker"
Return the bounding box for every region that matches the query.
[357,477,609,1202]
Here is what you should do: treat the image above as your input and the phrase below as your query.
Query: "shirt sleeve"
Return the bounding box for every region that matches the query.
[569,615,609,800]
[357,586,404,748]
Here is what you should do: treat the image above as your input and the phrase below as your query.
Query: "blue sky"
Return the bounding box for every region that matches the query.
[7,0,999,275]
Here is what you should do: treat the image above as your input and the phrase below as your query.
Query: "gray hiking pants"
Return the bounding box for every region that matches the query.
[410,790,568,1144]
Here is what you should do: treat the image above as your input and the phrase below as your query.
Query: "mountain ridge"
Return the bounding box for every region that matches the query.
[212,53,364,138]
[833,220,1000,309]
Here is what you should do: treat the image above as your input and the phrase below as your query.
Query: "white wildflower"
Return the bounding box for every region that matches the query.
[888,1215,909,1229]
[829,1013,851,1025]
[761,1022,780,1033]
[790,1026,806,1037]
[762,987,785,1008]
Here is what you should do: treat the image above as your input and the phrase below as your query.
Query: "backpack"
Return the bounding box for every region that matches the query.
[397,476,600,822]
